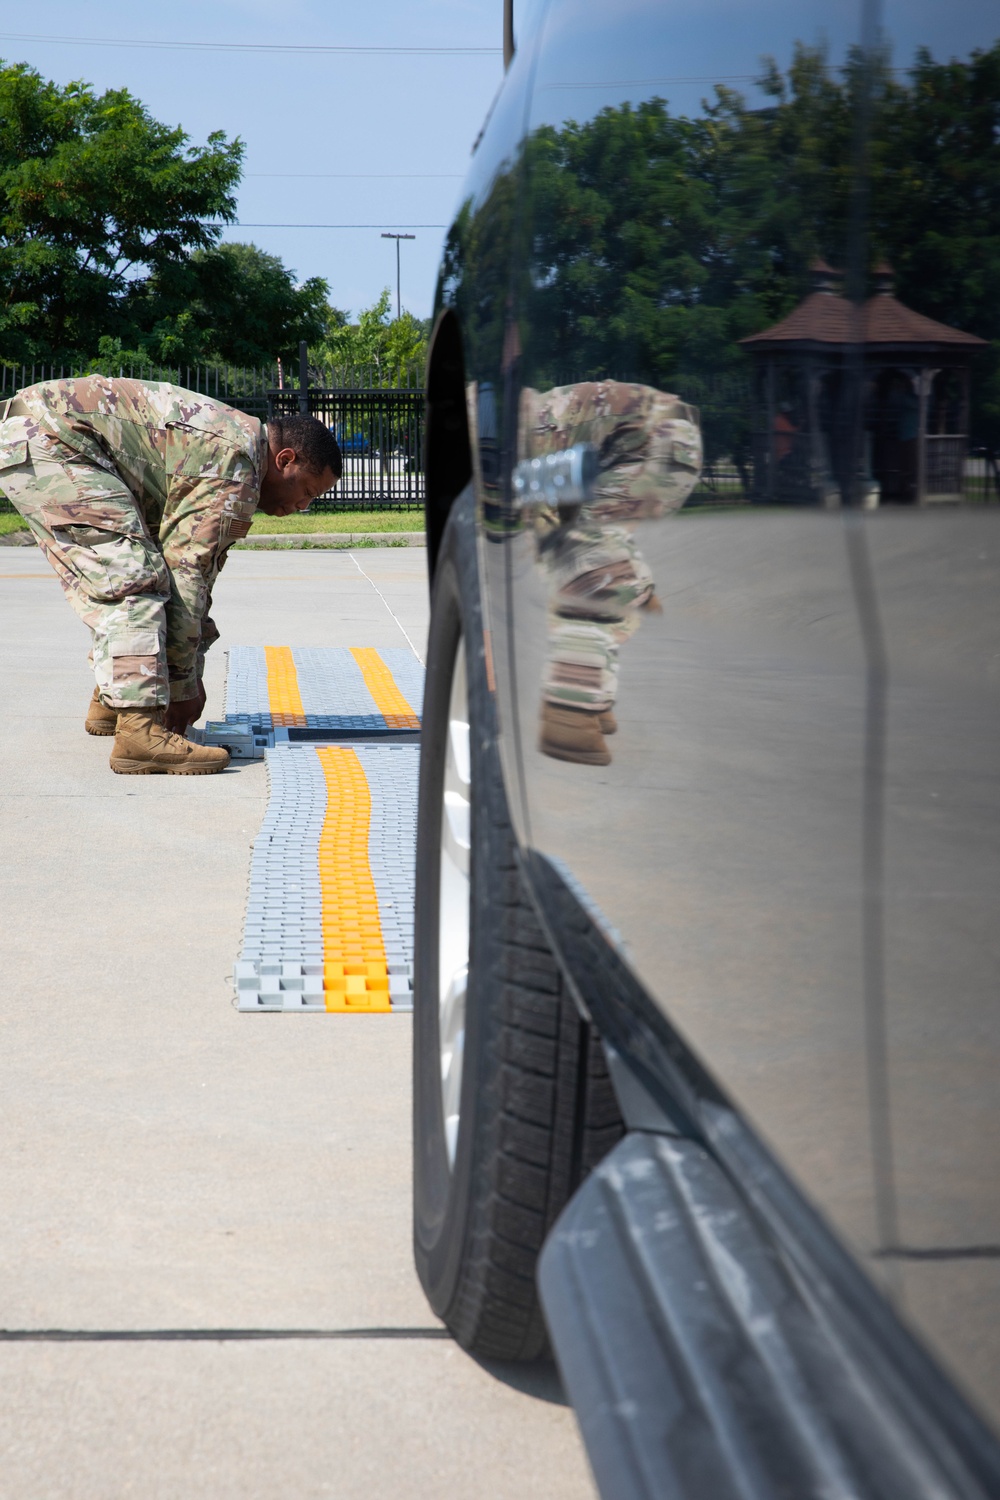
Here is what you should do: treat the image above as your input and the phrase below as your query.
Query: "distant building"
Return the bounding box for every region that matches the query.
[741,262,985,505]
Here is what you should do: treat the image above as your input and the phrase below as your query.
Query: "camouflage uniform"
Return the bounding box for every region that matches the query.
[520,381,702,718]
[0,378,264,709]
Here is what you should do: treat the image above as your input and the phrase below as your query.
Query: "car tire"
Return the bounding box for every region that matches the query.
[413,486,623,1360]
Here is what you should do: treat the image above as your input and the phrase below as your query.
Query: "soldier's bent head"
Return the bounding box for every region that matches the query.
[267,415,343,481]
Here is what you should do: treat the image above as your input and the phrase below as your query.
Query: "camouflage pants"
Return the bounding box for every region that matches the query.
[0,423,171,709]
[542,524,652,713]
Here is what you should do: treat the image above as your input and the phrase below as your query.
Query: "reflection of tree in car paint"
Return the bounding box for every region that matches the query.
[513,44,1000,495]
[439,48,1000,515]
[519,380,701,765]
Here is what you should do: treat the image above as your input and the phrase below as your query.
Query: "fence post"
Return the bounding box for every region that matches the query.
[298,341,309,414]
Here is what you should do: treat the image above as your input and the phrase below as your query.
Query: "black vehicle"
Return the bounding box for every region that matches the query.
[413,2,1000,1495]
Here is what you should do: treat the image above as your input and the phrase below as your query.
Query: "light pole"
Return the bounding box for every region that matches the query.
[381,232,416,319]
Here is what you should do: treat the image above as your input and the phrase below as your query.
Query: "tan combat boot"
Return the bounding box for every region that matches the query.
[85,687,118,737]
[110,709,230,776]
[539,703,612,766]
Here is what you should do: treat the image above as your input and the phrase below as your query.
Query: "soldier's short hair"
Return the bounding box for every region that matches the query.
[267,414,343,479]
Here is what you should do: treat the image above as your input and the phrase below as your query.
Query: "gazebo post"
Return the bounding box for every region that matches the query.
[806,361,834,506]
[961,365,971,434]
[764,360,776,501]
[961,366,972,500]
[916,368,930,505]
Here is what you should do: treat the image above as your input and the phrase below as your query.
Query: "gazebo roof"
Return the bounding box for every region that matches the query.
[741,263,986,352]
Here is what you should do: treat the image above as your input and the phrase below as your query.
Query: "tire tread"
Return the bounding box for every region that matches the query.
[413,492,624,1362]
[447,738,623,1359]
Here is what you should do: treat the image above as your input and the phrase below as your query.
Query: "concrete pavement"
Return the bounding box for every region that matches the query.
[0,549,595,1499]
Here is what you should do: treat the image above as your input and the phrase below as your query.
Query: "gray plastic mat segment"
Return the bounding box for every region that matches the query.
[226,646,420,1013]
[235,744,416,1014]
[377,648,425,716]
[292,647,383,724]
[221,645,423,737]
[223,645,269,721]
[358,744,419,1000]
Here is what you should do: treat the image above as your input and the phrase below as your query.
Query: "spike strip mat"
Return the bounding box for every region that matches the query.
[235,743,417,1012]
[224,645,423,734]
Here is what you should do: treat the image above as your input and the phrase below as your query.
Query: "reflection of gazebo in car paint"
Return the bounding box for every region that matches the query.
[740,262,986,505]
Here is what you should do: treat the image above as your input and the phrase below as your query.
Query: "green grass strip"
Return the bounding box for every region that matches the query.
[1,509,424,543]
[249,510,421,534]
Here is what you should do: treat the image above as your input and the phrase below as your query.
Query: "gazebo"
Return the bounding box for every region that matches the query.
[740,262,986,505]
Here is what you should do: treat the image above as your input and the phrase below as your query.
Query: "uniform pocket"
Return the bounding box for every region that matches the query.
[220,513,253,545]
[41,498,147,539]
[187,505,253,571]
[47,525,170,603]
[109,630,160,658]
[0,437,28,471]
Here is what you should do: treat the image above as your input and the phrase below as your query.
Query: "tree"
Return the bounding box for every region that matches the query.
[517,96,767,467]
[131,241,338,365]
[875,43,1000,453]
[315,288,429,383]
[0,59,242,362]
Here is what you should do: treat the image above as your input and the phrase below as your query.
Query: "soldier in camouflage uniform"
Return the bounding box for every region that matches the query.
[519,380,702,765]
[0,377,340,774]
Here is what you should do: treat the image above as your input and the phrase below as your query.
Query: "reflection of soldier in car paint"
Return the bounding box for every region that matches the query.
[519,380,702,765]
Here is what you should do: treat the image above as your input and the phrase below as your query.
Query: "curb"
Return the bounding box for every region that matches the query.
[0,529,427,550]
[233,531,426,550]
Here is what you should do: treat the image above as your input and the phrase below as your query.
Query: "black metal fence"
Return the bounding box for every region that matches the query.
[269,388,425,511]
[0,358,423,404]
[925,435,966,497]
[0,362,427,513]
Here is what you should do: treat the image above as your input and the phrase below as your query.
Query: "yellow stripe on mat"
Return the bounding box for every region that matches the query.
[315,746,391,1013]
[264,645,307,727]
[351,647,421,731]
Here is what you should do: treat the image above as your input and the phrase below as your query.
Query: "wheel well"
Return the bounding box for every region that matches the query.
[424,308,472,582]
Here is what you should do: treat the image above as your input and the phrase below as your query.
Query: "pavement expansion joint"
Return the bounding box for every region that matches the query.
[226,647,422,1015]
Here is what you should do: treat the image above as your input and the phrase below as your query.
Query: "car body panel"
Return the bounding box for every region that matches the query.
[431,0,1000,1437]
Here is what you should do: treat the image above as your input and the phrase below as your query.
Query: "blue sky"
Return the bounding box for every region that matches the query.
[531,0,1000,129]
[2,1,505,321]
[2,2,997,322]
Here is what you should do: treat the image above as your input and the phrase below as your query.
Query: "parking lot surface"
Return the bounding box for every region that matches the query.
[0,548,594,1499]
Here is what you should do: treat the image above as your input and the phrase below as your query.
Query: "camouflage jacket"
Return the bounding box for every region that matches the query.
[11,378,265,696]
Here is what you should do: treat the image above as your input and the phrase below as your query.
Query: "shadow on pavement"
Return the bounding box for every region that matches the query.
[472,1354,570,1407]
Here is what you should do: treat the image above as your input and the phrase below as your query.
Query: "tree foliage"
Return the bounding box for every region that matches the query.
[0,61,343,367]
[873,43,1000,445]
[314,288,429,384]
[131,241,336,365]
[0,60,241,361]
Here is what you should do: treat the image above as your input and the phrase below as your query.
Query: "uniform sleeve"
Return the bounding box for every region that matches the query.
[159,433,259,700]
[525,381,702,522]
